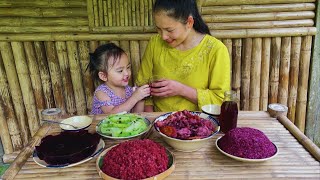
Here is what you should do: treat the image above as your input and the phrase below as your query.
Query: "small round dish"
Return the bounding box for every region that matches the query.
[154,111,220,152]
[215,136,278,162]
[96,114,152,140]
[60,116,92,131]
[96,144,175,180]
[201,104,221,116]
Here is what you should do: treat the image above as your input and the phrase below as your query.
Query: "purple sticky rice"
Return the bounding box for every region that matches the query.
[218,127,276,159]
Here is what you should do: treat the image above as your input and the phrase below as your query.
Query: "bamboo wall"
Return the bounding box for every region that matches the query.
[0,0,318,154]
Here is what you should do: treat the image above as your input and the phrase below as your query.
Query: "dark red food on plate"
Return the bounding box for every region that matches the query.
[102,139,168,180]
[218,127,277,159]
[156,110,215,140]
[35,130,100,165]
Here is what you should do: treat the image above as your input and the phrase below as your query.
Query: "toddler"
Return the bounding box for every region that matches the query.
[87,43,150,114]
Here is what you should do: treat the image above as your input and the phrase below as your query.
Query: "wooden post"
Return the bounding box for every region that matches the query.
[269,37,281,104]
[260,37,271,110]
[278,37,291,106]
[232,39,241,102]
[240,38,252,110]
[306,0,320,147]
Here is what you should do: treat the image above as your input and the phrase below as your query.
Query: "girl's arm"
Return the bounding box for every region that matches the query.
[99,85,150,114]
[132,100,145,112]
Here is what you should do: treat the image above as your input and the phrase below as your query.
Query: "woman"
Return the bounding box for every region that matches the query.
[136,0,231,112]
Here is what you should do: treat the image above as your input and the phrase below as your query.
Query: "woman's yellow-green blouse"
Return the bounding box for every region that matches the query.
[136,34,231,112]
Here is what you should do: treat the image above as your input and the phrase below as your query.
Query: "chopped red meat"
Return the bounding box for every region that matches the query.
[156,110,216,140]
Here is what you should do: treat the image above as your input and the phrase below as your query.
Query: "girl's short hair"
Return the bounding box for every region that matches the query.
[87,43,126,81]
[153,0,210,35]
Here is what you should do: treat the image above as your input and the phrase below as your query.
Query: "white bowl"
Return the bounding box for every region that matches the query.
[60,116,92,131]
[201,104,221,116]
[154,112,220,152]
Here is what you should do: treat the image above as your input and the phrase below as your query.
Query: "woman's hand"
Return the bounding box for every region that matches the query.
[151,79,198,103]
[150,79,183,97]
[132,84,150,101]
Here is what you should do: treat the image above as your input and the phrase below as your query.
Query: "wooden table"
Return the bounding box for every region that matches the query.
[2,111,320,179]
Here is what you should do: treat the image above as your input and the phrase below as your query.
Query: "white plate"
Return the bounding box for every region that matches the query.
[33,139,105,168]
[215,136,278,162]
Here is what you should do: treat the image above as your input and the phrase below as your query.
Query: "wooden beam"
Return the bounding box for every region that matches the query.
[306,1,320,147]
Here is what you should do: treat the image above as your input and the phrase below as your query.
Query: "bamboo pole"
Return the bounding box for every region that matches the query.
[92,26,156,33]
[295,36,312,132]
[0,26,89,33]
[149,0,153,25]
[306,1,320,146]
[103,0,108,26]
[98,0,104,26]
[140,0,146,26]
[0,54,21,153]
[132,0,137,26]
[0,17,88,26]
[130,41,140,85]
[222,39,232,88]
[203,11,315,23]
[87,0,95,28]
[207,19,314,30]
[277,115,320,161]
[240,38,252,110]
[78,41,94,113]
[119,0,125,26]
[124,0,129,26]
[89,41,100,89]
[288,37,301,123]
[23,42,46,121]
[0,27,316,41]
[0,42,30,145]
[201,3,315,14]
[260,38,271,111]
[66,41,87,115]
[278,37,291,106]
[111,0,117,26]
[249,38,262,111]
[55,41,76,115]
[231,39,242,102]
[11,42,40,136]
[93,0,99,27]
[44,42,65,112]
[34,41,55,108]
[135,0,141,26]
[0,0,87,7]
[0,7,87,17]
[127,0,132,26]
[115,0,120,26]
[110,41,120,46]
[107,0,112,26]
[144,0,149,26]
[269,37,281,104]
[202,0,316,6]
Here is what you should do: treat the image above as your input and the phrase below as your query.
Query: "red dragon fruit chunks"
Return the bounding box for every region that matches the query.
[218,127,276,159]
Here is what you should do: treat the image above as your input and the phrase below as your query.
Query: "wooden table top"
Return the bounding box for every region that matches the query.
[2,111,320,180]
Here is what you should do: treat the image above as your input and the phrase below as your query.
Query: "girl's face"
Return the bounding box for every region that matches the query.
[105,54,131,88]
[154,11,192,48]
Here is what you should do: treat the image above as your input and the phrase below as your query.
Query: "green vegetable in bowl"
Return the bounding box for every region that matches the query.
[99,114,148,137]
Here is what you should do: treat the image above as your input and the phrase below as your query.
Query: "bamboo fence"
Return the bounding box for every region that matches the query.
[0,0,318,153]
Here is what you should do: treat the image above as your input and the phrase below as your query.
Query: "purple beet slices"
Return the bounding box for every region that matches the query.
[217,127,277,159]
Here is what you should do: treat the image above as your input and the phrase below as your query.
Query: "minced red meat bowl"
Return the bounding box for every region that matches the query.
[97,139,174,180]
[217,127,277,159]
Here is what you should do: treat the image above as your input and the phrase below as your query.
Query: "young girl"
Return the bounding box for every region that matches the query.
[88,43,150,114]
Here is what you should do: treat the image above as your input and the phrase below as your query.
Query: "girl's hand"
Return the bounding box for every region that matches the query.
[132,84,150,101]
[150,79,183,97]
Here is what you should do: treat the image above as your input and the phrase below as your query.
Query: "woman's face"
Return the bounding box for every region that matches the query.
[154,11,191,48]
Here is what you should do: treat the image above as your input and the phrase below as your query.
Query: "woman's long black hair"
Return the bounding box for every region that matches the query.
[153,0,210,35]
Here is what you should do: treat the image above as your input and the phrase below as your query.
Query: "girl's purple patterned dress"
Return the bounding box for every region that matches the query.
[91,84,134,114]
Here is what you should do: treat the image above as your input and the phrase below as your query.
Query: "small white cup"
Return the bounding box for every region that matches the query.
[201,104,221,116]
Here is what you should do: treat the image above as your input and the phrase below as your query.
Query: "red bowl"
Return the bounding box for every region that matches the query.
[35,130,100,165]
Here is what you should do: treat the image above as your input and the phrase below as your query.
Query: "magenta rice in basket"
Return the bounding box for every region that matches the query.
[102,139,168,180]
[218,127,276,159]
